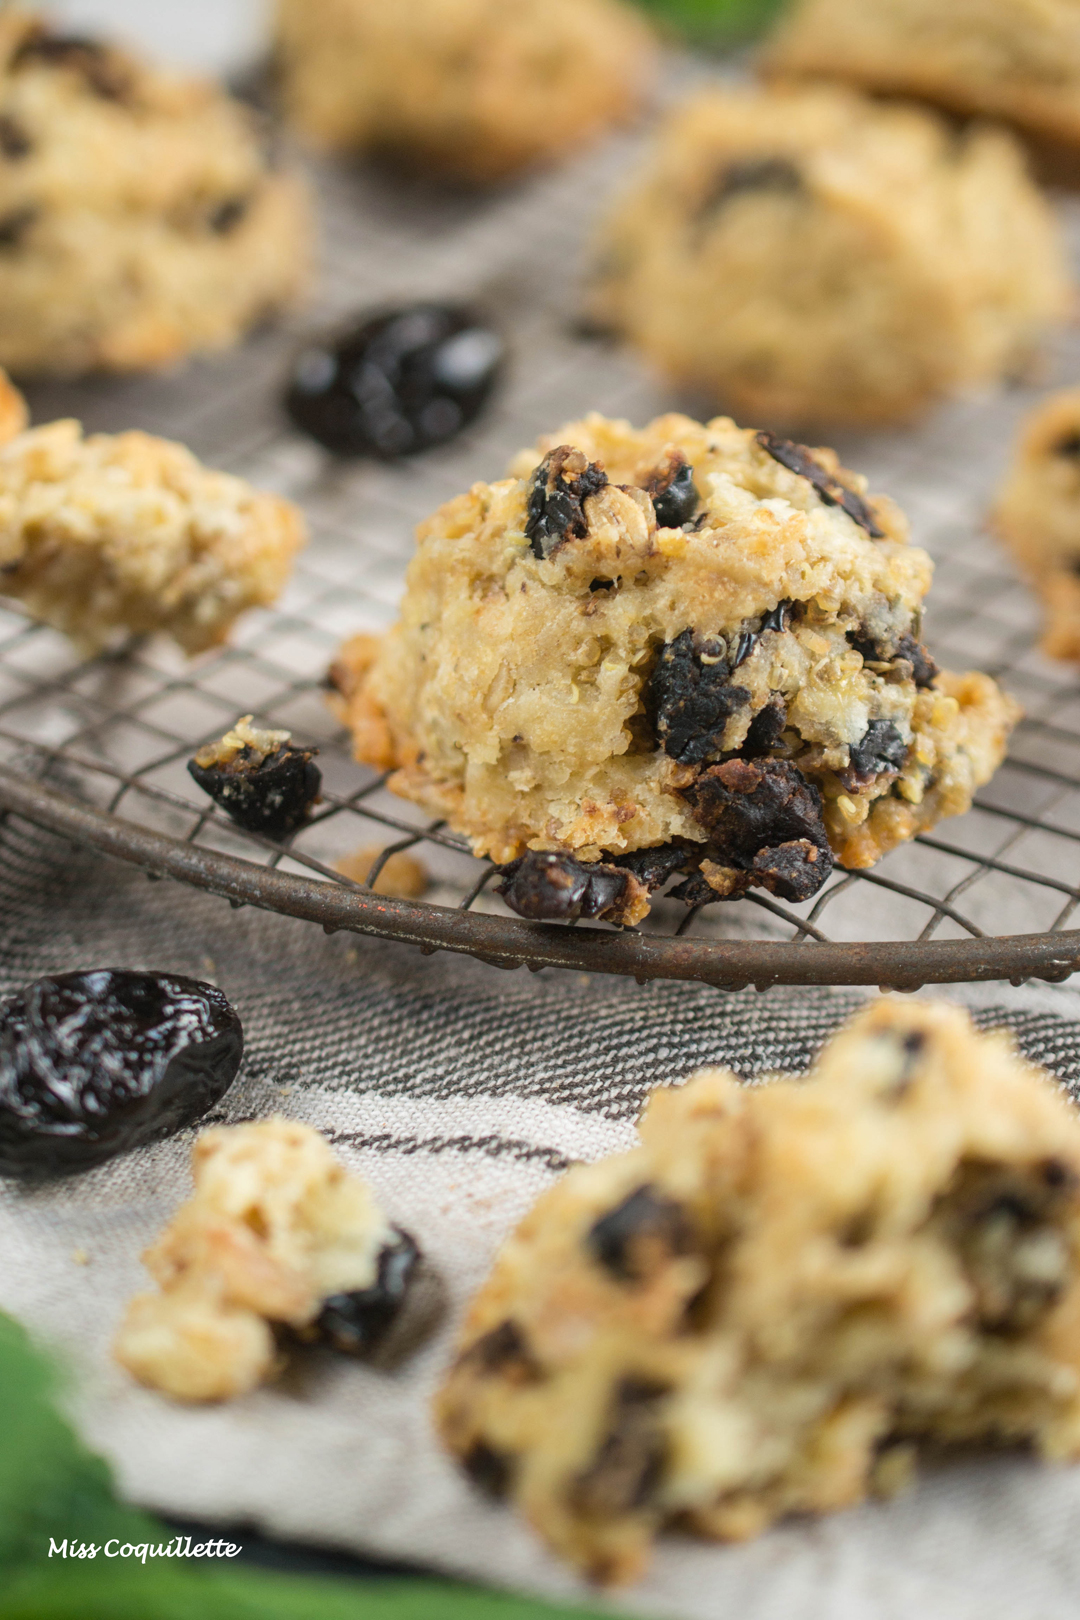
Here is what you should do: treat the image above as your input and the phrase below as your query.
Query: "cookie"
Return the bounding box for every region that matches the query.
[992,389,1080,664]
[0,6,309,376]
[588,84,1069,429]
[272,0,655,183]
[436,999,1080,1583]
[766,0,1080,175]
[329,411,1019,924]
[0,413,305,654]
[114,1118,420,1401]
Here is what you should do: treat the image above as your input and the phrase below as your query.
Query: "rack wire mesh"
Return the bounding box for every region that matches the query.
[1,114,1080,992]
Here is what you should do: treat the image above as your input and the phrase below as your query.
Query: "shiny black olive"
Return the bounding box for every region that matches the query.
[0,971,243,1178]
[284,303,504,458]
[187,724,321,842]
[310,1226,420,1354]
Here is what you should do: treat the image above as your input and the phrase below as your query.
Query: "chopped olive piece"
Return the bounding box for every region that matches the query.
[188,715,321,841]
[495,850,640,925]
[698,156,804,226]
[463,1441,515,1499]
[588,1185,692,1282]
[646,455,698,529]
[680,756,833,902]
[851,628,938,689]
[0,206,35,249]
[847,719,908,780]
[209,195,250,235]
[12,30,133,102]
[571,1377,668,1516]
[309,1226,420,1355]
[756,431,884,538]
[0,114,31,159]
[1055,434,1080,458]
[525,445,608,560]
[286,303,504,458]
[647,629,751,765]
[0,970,242,1178]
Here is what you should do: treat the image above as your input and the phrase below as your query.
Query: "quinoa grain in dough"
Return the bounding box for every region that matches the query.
[993,389,1080,664]
[0,6,309,376]
[436,999,1080,1583]
[589,84,1069,429]
[329,411,1019,924]
[273,0,655,183]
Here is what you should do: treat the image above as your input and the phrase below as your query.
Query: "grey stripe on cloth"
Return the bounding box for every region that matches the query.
[3,813,1080,1620]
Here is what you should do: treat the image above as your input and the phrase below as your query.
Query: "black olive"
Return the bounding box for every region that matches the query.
[646,457,698,529]
[0,115,31,159]
[571,1377,668,1516]
[0,206,36,250]
[187,727,321,842]
[310,1226,420,1355]
[646,629,751,765]
[285,303,504,458]
[587,1185,693,1282]
[0,971,243,1178]
[756,431,884,539]
[11,31,133,102]
[847,719,908,780]
[494,850,632,924]
[525,445,607,560]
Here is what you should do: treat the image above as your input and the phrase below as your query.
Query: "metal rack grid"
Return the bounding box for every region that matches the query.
[1,130,1080,993]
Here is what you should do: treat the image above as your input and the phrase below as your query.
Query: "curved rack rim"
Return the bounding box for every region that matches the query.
[1,770,1076,993]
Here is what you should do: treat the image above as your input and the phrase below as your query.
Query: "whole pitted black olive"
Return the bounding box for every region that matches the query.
[309,1226,421,1355]
[285,303,505,458]
[0,971,243,1178]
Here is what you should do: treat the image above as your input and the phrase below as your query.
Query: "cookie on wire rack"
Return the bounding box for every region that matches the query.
[0,6,310,376]
[436,999,1080,1583]
[271,0,656,183]
[329,409,1019,925]
[765,0,1080,177]
[587,82,1069,429]
[993,389,1080,666]
[0,375,305,655]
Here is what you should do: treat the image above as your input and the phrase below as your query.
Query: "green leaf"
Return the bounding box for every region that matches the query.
[634,0,783,41]
[0,1310,613,1620]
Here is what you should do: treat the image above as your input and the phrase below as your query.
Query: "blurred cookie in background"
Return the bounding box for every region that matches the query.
[765,0,1080,180]
[588,83,1070,430]
[993,390,1080,665]
[0,5,310,376]
[271,0,656,184]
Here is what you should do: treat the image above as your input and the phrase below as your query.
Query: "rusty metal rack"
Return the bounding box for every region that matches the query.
[1,137,1079,993]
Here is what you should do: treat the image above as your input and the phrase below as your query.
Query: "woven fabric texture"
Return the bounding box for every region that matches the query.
[3,813,1080,1620]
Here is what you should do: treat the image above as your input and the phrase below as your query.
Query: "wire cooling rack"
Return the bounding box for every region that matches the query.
[1,111,1080,993]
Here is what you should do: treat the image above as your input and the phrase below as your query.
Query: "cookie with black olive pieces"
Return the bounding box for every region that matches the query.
[114,1118,421,1401]
[766,0,1080,175]
[0,412,305,654]
[0,5,309,375]
[272,0,655,183]
[436,999,1080,1584]
[992,389,1080,664]
[329,410,1019,924]
[588,83,1069,429]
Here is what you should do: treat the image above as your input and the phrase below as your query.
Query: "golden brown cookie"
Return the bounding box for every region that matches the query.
[114,1118,418,1401]
[436,999,1080,1582]
[766,0,1080,176]
[992,389,1080,664]
[0,418,305,654]
[0,6,310,375]
[589,83,1069,429]
[272,0,655,183]
[330,411,1019,924]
